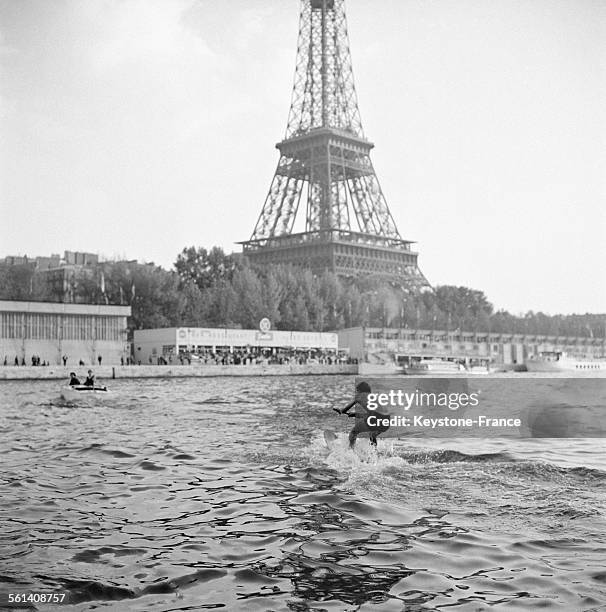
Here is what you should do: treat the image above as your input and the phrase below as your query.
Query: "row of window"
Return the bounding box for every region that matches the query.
[0,313,125,341]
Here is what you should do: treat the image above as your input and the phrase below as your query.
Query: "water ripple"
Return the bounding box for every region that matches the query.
[0,377,605,610]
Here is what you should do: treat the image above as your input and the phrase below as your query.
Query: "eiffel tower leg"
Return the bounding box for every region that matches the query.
[251,157,304,240]
[347,176,380,235]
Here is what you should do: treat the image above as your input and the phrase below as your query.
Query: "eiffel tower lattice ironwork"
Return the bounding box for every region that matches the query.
[240,0,430,289]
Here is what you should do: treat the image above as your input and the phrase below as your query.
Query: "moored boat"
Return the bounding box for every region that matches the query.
[525,351,606,372]
[400,357,467,375]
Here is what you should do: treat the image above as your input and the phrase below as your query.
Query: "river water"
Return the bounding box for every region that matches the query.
[1,376,605,611]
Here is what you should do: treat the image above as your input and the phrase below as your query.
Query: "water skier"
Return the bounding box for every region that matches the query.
[334,381,390,448]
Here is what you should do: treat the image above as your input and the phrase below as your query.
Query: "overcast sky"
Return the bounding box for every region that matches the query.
[1,0,605,315]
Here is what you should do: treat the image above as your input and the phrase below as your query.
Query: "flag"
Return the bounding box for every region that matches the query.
[100,271,109,304]
[131,283,136,302]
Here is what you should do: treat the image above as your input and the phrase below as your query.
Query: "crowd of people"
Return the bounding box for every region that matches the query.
[3,355,53,366]
[2,349,358,367]
[167,348,356,366]
[2,354,97,367]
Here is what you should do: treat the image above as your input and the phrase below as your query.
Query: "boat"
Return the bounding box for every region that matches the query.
[399,356,467,375]
[359,354,492,376]
[60,384,110,401]
[525,351,606,373]
[358,362,402,375]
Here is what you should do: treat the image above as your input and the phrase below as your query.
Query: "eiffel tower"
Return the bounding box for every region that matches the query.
[240,0,430,289]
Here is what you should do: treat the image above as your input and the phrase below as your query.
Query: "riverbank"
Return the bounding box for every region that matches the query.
[0,363,358,381]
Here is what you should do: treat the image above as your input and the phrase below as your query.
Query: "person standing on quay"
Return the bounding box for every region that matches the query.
[98,355,102,365]
[62,355,68,366]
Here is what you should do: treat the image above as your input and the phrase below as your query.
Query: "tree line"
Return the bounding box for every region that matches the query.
[0,246,604,338]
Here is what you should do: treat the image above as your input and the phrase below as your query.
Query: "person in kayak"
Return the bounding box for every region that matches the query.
[83,370,96,387]
[68,372,81,386]
[333,381,390,448]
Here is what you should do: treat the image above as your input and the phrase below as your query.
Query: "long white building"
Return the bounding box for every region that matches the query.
[0,300,131,366]
[338,326,606,366]
[133,327,338,364]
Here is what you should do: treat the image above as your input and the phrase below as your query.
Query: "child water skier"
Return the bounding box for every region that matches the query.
[333,381,390,448]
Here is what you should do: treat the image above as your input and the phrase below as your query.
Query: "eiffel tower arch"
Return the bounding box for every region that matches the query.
[240,0,430,291]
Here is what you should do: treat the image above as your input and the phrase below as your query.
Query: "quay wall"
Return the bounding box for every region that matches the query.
[0,364,358,381]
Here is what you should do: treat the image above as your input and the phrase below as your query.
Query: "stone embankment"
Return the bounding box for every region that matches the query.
[0,363,358,381]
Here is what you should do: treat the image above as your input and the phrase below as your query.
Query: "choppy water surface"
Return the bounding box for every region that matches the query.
[1,376,606,611]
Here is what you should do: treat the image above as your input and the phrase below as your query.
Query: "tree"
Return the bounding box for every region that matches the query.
[299,270,326,330]
[174,246,236,290]
[231,267,264,328]
[0,265,50,301]
[119,263,182,330]
[204,280,238,327]
[319,271,344,330]
[178,281,207,327]
[338,282,364,328]
[260,268,283,329]
[273,265,301,330]
[292,294,310,330]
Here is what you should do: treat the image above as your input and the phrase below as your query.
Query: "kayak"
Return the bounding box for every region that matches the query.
[60,385,110,402]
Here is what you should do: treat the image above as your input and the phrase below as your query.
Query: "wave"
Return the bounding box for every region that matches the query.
[402,449,514,464]
[36,569,229,605]
[389,451,606,485]
[307,432,606,489]
[567,465,606,480]
[502,460,606,483]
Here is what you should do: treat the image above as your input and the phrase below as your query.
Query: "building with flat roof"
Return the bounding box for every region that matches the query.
[1,251,96,270]
[1,251,106,303]
[133,327,339,364]
[338,326,606,367]
[0,300,130,366]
